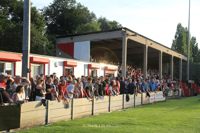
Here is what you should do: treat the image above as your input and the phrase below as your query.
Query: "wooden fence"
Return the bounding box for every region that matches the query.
[0,91,165,131]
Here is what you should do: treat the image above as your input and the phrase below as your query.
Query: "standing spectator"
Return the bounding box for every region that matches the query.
[93,78,99,98]
[11,76,21,95]
[66,76,75,99]
[21,77,31,100]
[0,73,13,104]
[85,77,94,99]
[73,79,80,98]
[35,77,46,101]
[142,79,151,97]
[77,78,84,98]
[110,79,118,95]
[81,76,87,89]
[97,77,105,97]
[58,79,67,100]
[150,78,156,92]
[29,77,36,101]
[120,77,126,94]
[116,77,120,94]
[45,76,54,100]
[6,75,14,96]
[12,85,25,103]
[127,79,135,94]
[53,78,59,92]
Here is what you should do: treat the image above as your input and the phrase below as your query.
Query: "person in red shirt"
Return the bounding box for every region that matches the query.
[58,79,68,100]
[0,73,13,104]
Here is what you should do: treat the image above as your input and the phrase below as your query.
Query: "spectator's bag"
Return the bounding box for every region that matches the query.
[126,94,130,102]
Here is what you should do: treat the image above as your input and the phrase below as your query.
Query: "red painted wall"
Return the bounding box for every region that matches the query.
[57,43,74,58]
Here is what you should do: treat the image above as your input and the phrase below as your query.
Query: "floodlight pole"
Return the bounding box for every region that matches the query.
[22,0,31,78]
[122,31,128,78]
[187,0,191,81]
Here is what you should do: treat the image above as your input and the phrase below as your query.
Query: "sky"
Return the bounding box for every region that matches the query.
[32,0,200,48]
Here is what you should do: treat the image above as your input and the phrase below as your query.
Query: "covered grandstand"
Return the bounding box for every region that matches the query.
[56,27,187,80]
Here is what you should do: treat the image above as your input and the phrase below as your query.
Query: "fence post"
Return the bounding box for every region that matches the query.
[92,96,95,115]
[122,94,125,109]
[45,100,49,125]
[108,95,111,112]
[71,98,74,120]
[134,93,136,108]
[141,93,143,105]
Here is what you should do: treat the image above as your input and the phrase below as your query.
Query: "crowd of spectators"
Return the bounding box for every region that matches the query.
[0,66,182,105]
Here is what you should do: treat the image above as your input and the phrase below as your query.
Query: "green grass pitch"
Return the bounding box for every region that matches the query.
[19,96,200,133]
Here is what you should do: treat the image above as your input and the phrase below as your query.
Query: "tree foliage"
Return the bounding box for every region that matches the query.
[0,0,53,55]
[44,0,97,35]
[0,0,121,55]
[171,23,199,63]
[98,17,122,31]
[43,0,122,36]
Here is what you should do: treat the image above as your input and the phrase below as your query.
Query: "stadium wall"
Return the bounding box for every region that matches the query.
[0,92,165,131]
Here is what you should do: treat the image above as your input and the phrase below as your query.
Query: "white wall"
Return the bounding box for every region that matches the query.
[15,61,22,76]
[45,64,49,76]
[84,64,88,77]
[74,62,85,78]
[49,58,65,78]
[13,54,118,78]
[99,65,105,77]
[74,41,90,62]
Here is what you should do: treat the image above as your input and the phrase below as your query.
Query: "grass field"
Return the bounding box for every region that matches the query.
[19,96,200,133]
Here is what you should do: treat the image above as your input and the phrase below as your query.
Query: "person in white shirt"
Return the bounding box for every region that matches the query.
[12,85,25,103]
[66,76,74,99]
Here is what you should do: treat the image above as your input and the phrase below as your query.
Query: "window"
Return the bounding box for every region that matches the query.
[0,62,14,76]
[64,67,74,76]
[91,69,97,77]
[31,64,44,78]
[0,62,4,73]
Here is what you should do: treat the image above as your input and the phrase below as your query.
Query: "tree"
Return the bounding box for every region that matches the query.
[171,23,199,63]
[0,0,53,55]
[190,37,199,63]
[43,0,98,36]
[98,17,122,31]
[171,23,187,55]
[43,0,122,36]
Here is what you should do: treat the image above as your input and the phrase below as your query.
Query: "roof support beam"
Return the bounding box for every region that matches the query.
[122,34,128,78]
